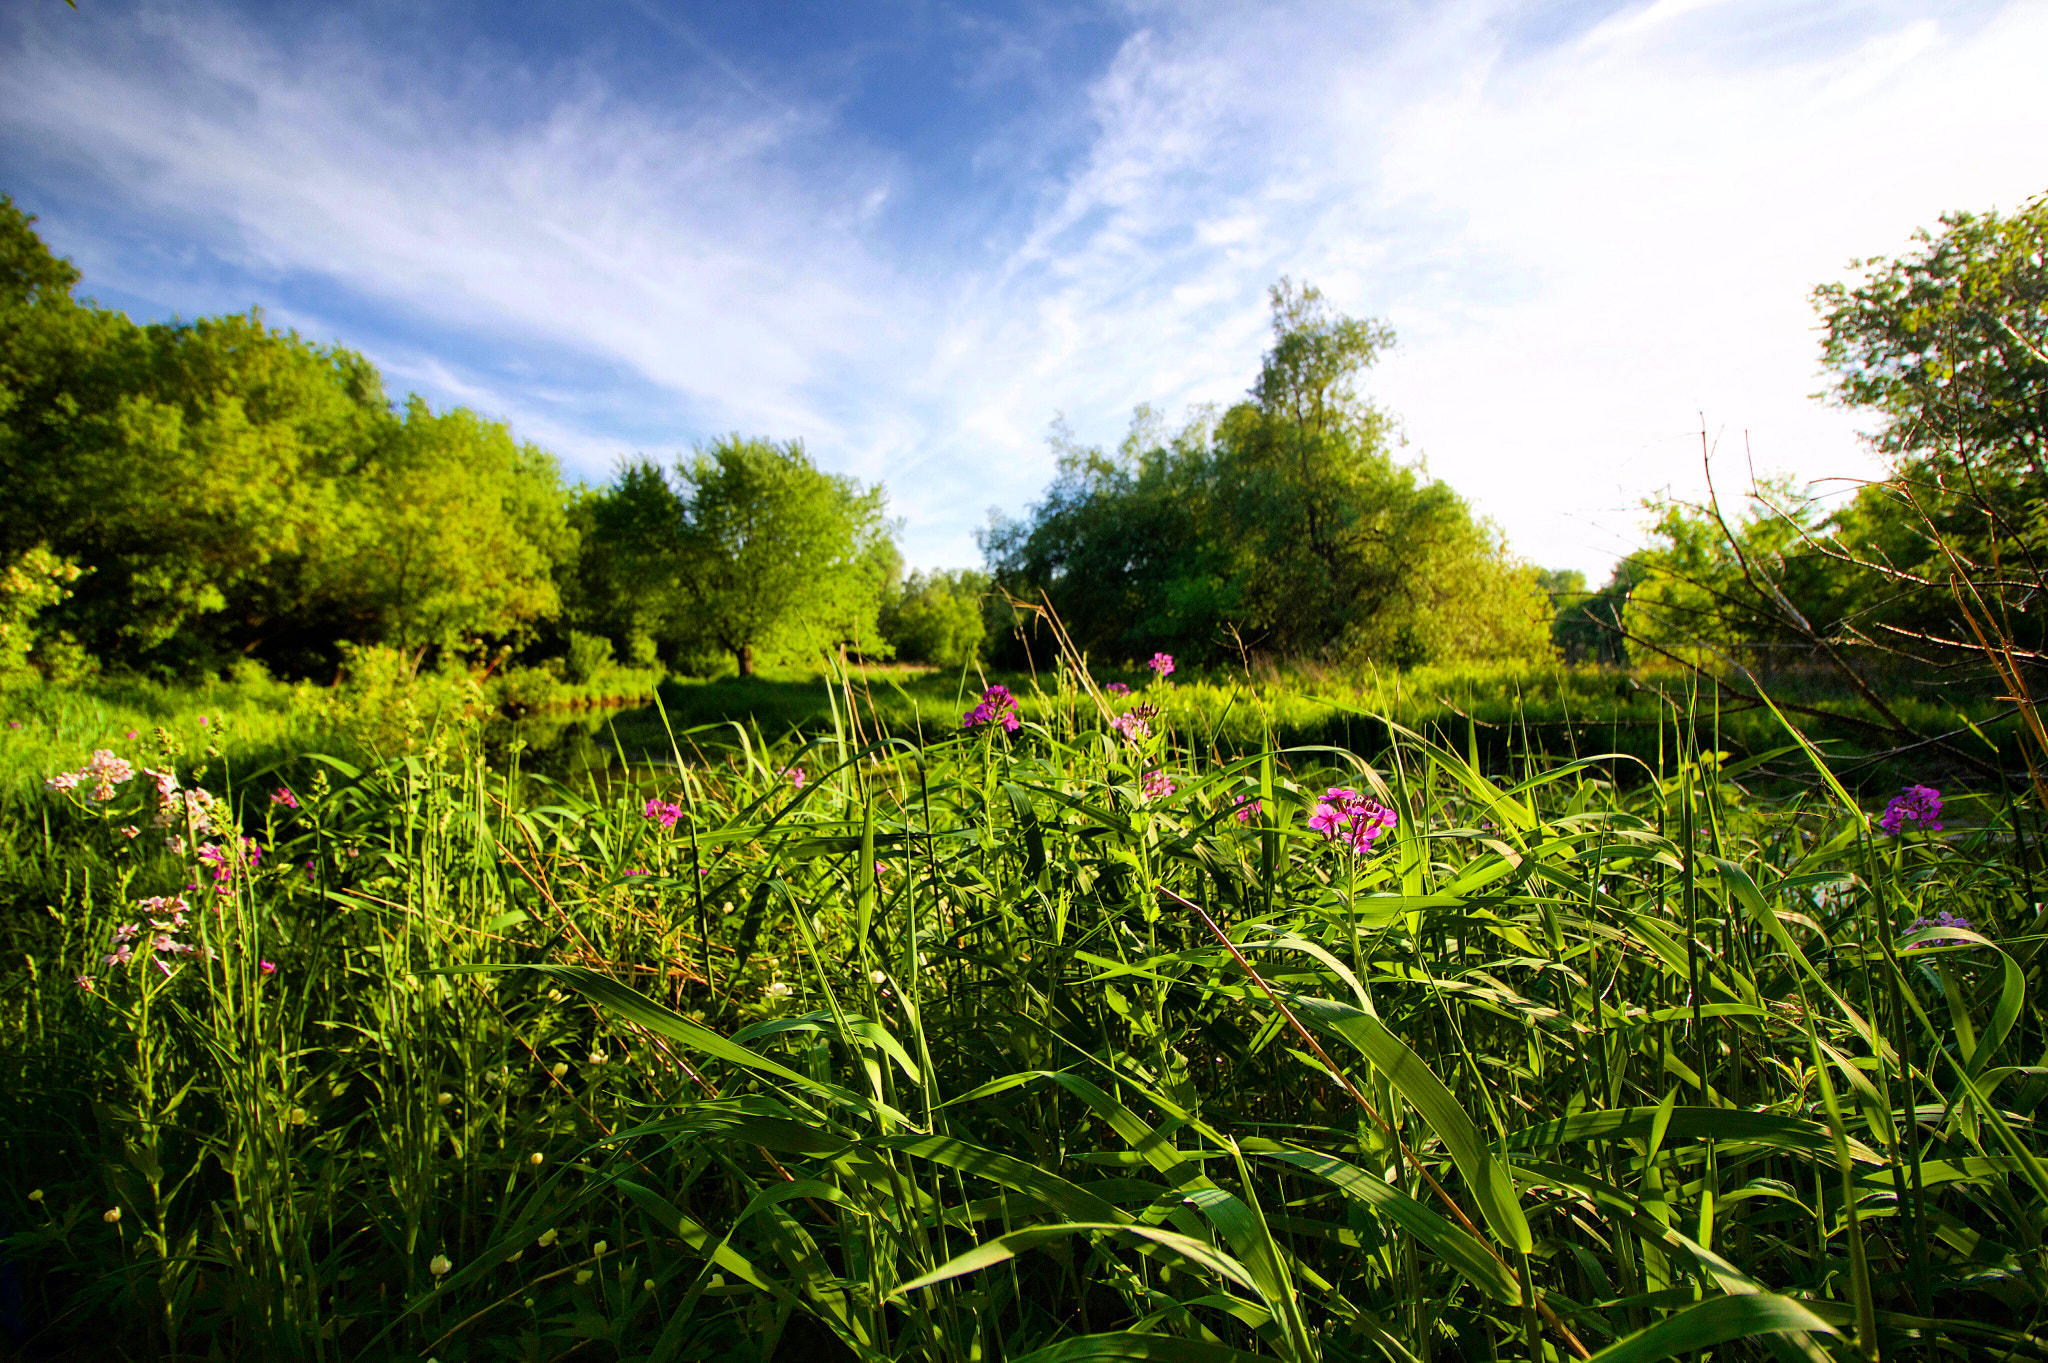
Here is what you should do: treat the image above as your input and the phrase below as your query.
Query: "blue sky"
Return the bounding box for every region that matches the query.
[4,0,2045,578]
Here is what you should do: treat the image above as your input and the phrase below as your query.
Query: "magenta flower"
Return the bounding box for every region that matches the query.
[1149,652,1175,679]
[258,959,278,976]
[1880,784,1943,836]
[197,716,208,726]
[1111,710,1151,742]
[270,787,299,810]
[962,685,1021,733]
[1232,794,1262,825]
[1105,682,1130,695]
[1141,769,1175,801]
[642,797,683,828]
[75,973,94,992]
[1308,787,1398,855]
[783,766,808,789]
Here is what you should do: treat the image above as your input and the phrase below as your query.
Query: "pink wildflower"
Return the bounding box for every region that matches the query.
[105,943,132,967]
[121,825,139,839]
[75,974,94,992]
[962,685,1021,733]
[1232,794,1262,825]
[1141,769,1175,801]
[270,787,299,810]
[259,959,277,976]
[1111,710,1151,742]
[783,766,808,789]
[641,798,683,829]
[1308,787,1398,855]
[1149,652,1175,680]
[1105,682,1130,695]
[44,771,80,794]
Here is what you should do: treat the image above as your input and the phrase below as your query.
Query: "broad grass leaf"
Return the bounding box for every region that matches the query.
[1585,1293,1835,1363]
[1287,995,1532,1253]
[1012,1334,1275,1362]
[891,1223,1262,1301]
[1254,1147,1519,1304]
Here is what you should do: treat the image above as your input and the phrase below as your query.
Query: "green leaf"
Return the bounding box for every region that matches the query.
[1288,995,1532,1252]
[1254,1147,1519,1304]
[1012,1334,1275,1362]
[1586,1293,1835,1363]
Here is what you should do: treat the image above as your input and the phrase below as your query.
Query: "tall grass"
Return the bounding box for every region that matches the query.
[0,665,2040,1360]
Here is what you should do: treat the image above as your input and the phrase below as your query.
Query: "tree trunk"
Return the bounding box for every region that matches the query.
[736,643,754,677]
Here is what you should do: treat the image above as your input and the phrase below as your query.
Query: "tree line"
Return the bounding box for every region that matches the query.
[1553,192,2048,739]
[6,187,2039,697]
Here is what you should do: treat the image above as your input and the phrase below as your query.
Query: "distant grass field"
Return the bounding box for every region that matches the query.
[510,659,2020,797]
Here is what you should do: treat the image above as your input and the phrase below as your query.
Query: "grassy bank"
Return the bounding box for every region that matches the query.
[1,664,2042,1360]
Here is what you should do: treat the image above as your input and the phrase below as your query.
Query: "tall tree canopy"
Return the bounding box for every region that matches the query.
[0,196,572,677]
[572,438,895,676]
[984,281,1552,668]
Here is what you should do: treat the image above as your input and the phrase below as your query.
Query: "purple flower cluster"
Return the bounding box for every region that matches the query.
[643,797,683,828]
[1880,784,1944,836]
[963,684,1021,733]
[1149,652,1175,680]
[197,837,263,887]
[1112,710,1151,743]
[1232,794,1262,825]
[1105,682,1131,695]
[270,787,299,810]
[1308,787,1398,855]
[1141,769,1175,801]
[1905,910,1974,950]
[782,766,808,790]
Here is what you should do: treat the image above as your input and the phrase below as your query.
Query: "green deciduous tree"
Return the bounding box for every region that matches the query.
[574,439,894,677]
[675,437,893,675]
[985,281,1552,668]
[0,197,575,677]
[882,569,989,669]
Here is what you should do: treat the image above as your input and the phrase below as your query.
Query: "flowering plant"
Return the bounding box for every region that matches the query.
[46,749,135,801]
[642,797,683,829]
[1232,794,1262,825]
[1149,652,1175,680]
[1141,769,1175,801]
[1308,787,1398,855]
[1904,910,1974,950]
[1880,784,1943,836]
[962,684,1021,733]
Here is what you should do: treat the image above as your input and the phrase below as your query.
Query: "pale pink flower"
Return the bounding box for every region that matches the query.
[1141,769,1175,801]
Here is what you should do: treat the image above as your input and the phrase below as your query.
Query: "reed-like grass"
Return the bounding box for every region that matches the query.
[0,666,2039,1361]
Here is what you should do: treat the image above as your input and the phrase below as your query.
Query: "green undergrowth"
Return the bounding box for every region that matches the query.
[0,664,2042,1361]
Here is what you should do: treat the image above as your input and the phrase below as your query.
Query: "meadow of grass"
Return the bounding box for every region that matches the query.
[1,660,2041,1361]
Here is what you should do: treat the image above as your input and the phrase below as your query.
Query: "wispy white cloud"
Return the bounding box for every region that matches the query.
[3,0,2043,576]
